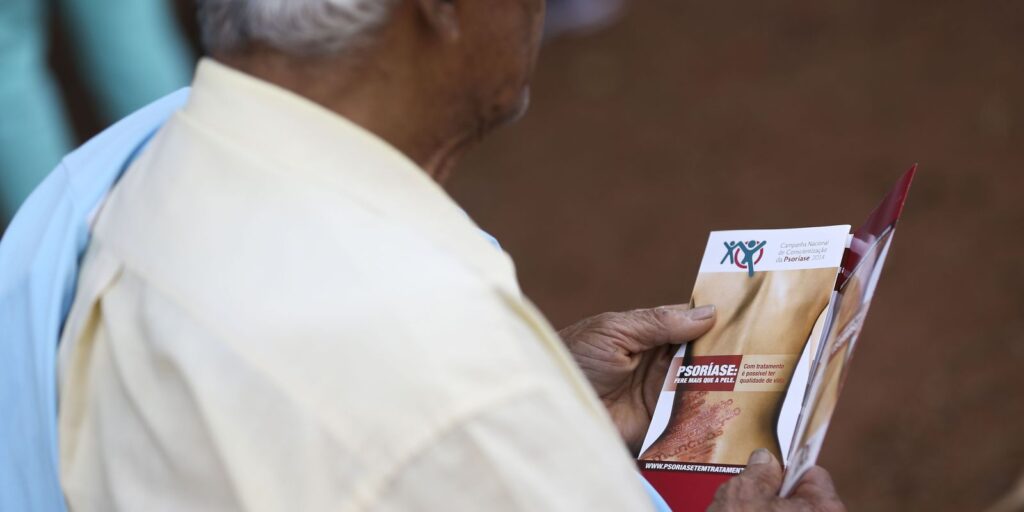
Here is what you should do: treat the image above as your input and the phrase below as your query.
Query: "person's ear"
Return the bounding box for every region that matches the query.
[414,0,460,42]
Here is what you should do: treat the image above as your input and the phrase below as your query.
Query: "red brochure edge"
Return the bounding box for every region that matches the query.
[837,164,917,290]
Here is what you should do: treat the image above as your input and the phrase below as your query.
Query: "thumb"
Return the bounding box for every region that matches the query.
[739,448,784,494]
[620,304,716,351]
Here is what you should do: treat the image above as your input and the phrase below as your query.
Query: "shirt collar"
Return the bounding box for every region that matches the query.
[182,58,520,295]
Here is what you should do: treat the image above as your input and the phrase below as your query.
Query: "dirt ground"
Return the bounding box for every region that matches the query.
[449,1,1024,510]
[46,0,1023,510]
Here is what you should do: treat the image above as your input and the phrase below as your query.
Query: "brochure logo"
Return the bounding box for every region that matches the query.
[721,240,767,277]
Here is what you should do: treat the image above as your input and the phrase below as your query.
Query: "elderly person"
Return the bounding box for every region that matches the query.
[36,0,846,510]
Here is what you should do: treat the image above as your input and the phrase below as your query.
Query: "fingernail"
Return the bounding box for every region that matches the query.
[689,305,716,320]
[748,448,773,465]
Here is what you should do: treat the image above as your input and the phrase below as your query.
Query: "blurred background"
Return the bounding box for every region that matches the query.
[5,0,1023,510]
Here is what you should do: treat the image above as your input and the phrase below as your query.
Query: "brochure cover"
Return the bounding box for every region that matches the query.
[637,166,916,511]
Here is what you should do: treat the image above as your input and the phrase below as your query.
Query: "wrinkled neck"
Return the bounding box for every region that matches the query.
[215,50,479,184]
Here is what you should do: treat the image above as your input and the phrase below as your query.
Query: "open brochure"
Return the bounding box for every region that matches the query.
[637,166,916,511]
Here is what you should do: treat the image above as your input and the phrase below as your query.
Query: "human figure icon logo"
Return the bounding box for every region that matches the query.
[720,240,767,277]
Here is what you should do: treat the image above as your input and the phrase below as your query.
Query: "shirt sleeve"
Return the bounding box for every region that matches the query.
[373,389,654,512]
[59,250,655,512]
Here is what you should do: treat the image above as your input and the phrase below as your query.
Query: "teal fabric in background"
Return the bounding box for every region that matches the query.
[0,0,193,221]
[0,0,74,222]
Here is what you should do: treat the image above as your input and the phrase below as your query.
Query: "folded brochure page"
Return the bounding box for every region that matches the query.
[637,166,916,511]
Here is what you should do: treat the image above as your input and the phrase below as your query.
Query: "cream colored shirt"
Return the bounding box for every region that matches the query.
[56,60,652,511]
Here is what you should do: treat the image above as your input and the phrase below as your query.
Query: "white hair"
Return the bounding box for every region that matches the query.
[198,0,400,55]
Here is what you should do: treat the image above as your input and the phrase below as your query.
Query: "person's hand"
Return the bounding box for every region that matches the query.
[708,449,847,512]
[558,304,716,454]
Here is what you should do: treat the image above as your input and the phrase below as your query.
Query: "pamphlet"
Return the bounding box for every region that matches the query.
[637,166,917,511]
